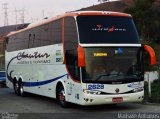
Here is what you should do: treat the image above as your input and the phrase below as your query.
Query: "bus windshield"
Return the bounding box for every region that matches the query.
[82,47,143,84]
[77,16,140,44]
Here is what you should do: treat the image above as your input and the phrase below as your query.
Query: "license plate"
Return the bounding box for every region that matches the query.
[112,97,123,103]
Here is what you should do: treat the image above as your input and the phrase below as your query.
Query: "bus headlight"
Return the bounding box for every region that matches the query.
[133,87,144,93]
[83,89,102,95]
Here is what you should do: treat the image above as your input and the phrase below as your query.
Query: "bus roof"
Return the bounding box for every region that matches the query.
[7,11,131,37]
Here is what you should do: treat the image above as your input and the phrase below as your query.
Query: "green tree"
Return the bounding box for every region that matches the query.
[124,0,160,43]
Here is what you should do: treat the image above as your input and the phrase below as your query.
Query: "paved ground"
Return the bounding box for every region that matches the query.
[0,88,160,119]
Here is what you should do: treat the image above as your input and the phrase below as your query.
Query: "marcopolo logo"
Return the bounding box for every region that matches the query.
[92,24,127,32]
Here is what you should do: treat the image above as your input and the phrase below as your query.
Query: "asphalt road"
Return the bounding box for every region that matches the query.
[0,88,160,119]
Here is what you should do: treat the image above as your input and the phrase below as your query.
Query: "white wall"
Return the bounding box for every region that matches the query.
[144,71,159,82]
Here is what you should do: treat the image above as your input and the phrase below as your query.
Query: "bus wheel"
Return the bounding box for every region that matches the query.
[13,81,19,95]
[18,81,25,97]
[57,85,69,108]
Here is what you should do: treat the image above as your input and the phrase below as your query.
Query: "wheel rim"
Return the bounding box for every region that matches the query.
[19,82,24,96]
[14,83,19,94]
[59,89,65,104]
[20,86,24,95]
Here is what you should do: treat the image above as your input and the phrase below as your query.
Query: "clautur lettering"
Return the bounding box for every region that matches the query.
[17,52,50,60]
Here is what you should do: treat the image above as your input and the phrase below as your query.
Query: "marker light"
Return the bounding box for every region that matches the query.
[78,45,86,67]
[133,87,144,93]
[83,89,101,95]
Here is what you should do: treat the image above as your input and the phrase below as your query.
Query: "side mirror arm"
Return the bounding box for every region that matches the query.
[144,45,156,66]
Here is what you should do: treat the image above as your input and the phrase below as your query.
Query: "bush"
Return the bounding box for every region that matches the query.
[144,81,149,102]
[150,79,160,103]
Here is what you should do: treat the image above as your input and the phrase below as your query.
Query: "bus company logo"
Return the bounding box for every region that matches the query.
[96,24,102,29]
[108,26,114,32]
[56,57,63,62]
[115,48,123,54]
[17,52,50,60]
[92,24,127,32]
[55,50,62,56]
[115,88,120,93]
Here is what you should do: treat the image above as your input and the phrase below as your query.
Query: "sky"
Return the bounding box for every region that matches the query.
[0,0,102,26]
[0,0,119,27]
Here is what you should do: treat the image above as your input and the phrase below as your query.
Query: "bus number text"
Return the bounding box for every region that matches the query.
[88,84,104,90]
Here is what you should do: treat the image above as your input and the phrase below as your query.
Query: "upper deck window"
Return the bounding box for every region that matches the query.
[77,16,140,44]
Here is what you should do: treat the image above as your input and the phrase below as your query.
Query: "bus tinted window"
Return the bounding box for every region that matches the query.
[30,28,40,48]
[6,19,63,52]
[40,23,53,46]
[64,17,80,81]
[77,16,140,44]
[52,19,62,44]
[6,36,13,51]
[6,33,28,51]
[82,47,143,84]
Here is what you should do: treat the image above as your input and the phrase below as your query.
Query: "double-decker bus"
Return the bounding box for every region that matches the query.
[5,11,156,107]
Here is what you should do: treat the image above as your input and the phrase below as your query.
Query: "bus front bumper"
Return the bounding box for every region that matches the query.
[81,91,144,105]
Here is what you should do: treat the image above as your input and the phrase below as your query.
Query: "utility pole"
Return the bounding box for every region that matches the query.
[31,18,39,23]
[42,10,45,20]
[19,9,25,24]
[15,9,25,25]
[15,8,18,30]
[2,3,9,26]
[15,9,18,25]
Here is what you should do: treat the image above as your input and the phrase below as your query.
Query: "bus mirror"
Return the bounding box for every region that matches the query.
[78,45,86,67]
[144,45,156,65]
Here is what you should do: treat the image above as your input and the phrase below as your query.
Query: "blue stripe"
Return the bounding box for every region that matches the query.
[0,77,5,81]
[23,74,68,87]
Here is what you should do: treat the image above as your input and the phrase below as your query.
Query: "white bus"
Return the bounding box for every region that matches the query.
[5,11,156,107]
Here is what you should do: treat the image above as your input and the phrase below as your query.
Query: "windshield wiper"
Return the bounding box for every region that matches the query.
[94,74,109,81]
[93,73,142,82]
[94,74,122,81]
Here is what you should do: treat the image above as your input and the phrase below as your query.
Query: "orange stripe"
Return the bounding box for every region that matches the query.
[78,12,130,17]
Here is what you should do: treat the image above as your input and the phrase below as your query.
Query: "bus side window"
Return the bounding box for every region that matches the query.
[64,17,80,81]
[52,19,62,44]
[28,33,32,48]
[6,37,10,51]
[41,24,51,46]
[8,35,16,51]
[32,27,41,47]
[65,50,80,80]
[17,33,25,50]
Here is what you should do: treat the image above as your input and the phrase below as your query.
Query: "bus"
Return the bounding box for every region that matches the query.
[5,11,156,107]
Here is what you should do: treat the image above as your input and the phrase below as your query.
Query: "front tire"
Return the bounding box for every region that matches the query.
[57,85,69,108]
